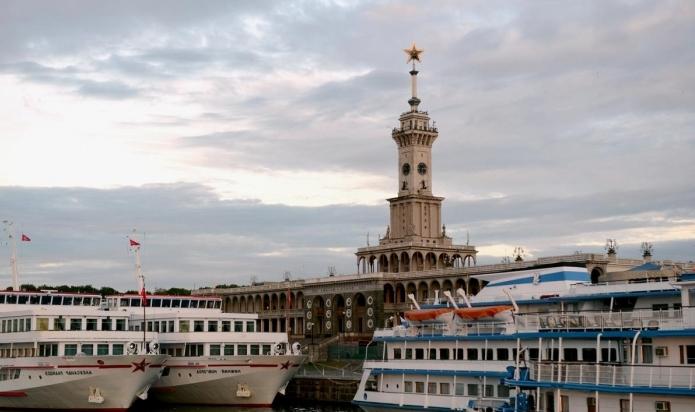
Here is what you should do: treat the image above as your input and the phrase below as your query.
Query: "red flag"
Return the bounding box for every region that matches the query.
[140,287,148,305]
[129,239,140,247]
[21,234,31,242]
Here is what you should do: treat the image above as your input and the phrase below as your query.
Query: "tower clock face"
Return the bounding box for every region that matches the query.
[417,162,428,175]
[402,163,411,175]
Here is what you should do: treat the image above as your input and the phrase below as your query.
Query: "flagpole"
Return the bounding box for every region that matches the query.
[2,221,19,291]
[130,234,147,350]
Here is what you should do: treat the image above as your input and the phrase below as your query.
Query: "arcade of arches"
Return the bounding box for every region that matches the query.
[358,250,476,274]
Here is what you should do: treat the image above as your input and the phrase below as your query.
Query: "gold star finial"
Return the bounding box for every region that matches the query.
[404,42,424,64]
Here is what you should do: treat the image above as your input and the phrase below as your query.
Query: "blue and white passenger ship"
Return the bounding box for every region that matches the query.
[354,265,695,412]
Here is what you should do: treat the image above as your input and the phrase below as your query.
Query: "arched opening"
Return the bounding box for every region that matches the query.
[389,253,399,273]
[383,284,395,304]
[246,296,254,312]
[591,268,603,284]
[438,253,451,269]
[335,294,346,333]
[425,253,437,270]
[263,294,270,312]
[295,292,304,310]
[378,255,389,273]
[395,283,406,304]
[452,254,464,268]
[369,255,377,273]
[255,295,262,313]
[430,280,441,301]
[400,252,410,272]
[271,294,279,311]
[224,297,233,312]
[279,293,286,310]
[469,278,481,296]
[442,279,453,293]
[418,281,429,302]
[239,296,247,313]
[353,293,367,333]
[406,283,417,302]
[311,296,325,336]
[231,296,240,312]
[412,252,424,271]
[455,278,466,294]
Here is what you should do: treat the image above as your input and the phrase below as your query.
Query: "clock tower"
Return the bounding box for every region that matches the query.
[356,44,477,274]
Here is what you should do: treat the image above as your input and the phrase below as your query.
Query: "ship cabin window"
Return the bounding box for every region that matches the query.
[439,348,449,360]
[619,399,630,412]
[39,343,58,356]
[63,296,73,305]
[250,344,260,355]
[64,344,77,356]
[210,344,221,356]
[190,300,199,309]
[365,376,378,392]
[224,345,234,356]
[440,382,450,395]
[0,368,20,381]
[456,348,464,360]
[246,322,255,332]
[161,299,171,308]
[415,382,425,393]
[214,301,221,309]
[427,382,436,394]
[101,318,112,331]
[484,384,494,397]
[467,384,478,396]
[70,319,82,330]
[484,348,493,360]
[51,296,62,305]
[393,348,402,359]
[653,304,669,312]
[181,299,190,308]
[208,321,218,332]
[97,344,109,355]
[429,348,436,359]
[194,320,204,332]
[130,298,140,307]
[405,348,412,359]
[81,344,93,355]
[116,319,126,331]
[29,295,39,304]
[583,348,597,362]
[120,298,130,307]
[262,344,271,355]
[404,381,413,393]
[680,345,695,364]
[37,318,49,331]
[222,321,231,332]
[415,348,424,360]
[498,384,510,397]
[179,320,190,332]
[642,338,653,364]
[455,383,465,396]
[238,345,248,355]
[234,321,243,332]
[54,317,65,331]
[467,348,478,360]
[83,297,93,306]
[0,295,4,304]
[497,348,509,361]
[113,344,124,355]
[564,348,578,362]
[185,344,204,357]
[655,401,671,412]
[529,348,539,360]
[601,348,618,362]
[73,297,83,305]
[40,295,50,305]
[18,295,28,304]
[171,299,181,308]
[168,320,174,332]
[151,298,161,307]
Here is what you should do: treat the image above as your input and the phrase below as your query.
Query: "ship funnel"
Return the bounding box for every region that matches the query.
[407,293,421,310]
[456,288,472,308]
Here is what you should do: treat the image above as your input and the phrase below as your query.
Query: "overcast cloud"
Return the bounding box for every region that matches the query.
[0,1,694,290]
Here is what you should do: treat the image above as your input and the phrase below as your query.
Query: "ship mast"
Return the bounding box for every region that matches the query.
[129,230,147,349]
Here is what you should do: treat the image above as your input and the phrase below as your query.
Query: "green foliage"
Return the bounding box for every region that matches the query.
[154,287,191,296]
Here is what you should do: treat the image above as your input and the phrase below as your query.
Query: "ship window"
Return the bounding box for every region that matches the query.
[184,344,204,357]
[210,344,221,356]
[234,321,243,332]
[168,320,174,332]
[70,319,82,330]
[73,296,82,305]
[54,317,65,331]
[151,298,161,307]
[653,304,668,312]
[415,382,424,393]
[0,295,4,304]
[37,318,49,331]
[41,295,50,305]
[62,296,72,305]
[405,348,412,359]
[224,345,234,356]
[82,297,91,306]
[582,348,597,362]
[194,321,204,332]
[171,299,181,308]
[116,319,126,331]
[208,321,218,332]
[29,295,39,304]
[87,318,97,330]
[439,348,449,360]
[587,397,597,412]
[484,384,494,397]
[7,295,16,304]
[238,345,248,355]
[18,295,28,304]
[427,382,436,394]
[64,344,77,356]
[208,301,216,309]
[222,321,231,332]
[250,344,260,355]
[181,299,190,308]
[529,348,539,360]
[262,344,271,355]
[415,348,424,359]
[0,368,20,381]
[162,299,171,308]
[484,348,493,360]
[456,348,464,360]
[467,348,478,360]
[81,344,93,355]
[619,399,630,412]
[404,381,413,393]
[497,348,509,361]
[246,322,255,332]
[642,339,653,364]
[101,318,112,331]
[190,300,199,308]
[112,344,124,355]
[498,384,510,397]
[97,344,109,355]
[564,348,578,362]
[179,320,190,333]
[439,382,450,395]
[467,384,478,396]
[39,344,58,356]
[365,376,378,392]
[655,401,671,412]
[601,348,617,362]
[147,322,153,332]
[685,345,695,364]
[429,349,437,359]
[51,296,62,305]
[25,318,30,331]
[120,298,130,307]
[393,348,402,359]
[130,298,140,307]
[455,383,465,396]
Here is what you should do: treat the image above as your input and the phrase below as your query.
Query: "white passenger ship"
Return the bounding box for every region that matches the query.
[0,290,167,411]
[354,265,695,412]
[105,293,305,406]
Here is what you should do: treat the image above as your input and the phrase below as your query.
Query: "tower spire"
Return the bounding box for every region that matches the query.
[403,42,424,111]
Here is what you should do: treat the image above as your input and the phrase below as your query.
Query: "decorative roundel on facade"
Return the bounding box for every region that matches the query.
[326,321,332,330]
[367,295,374,306]
[326,298,331,307]
[326,309,332,319]
[346,320,352,330]
[346,308,352,318]
[346,297,352,307]
[306,311,312,320]
[367,307,374,317]
[367,319,374,329]
[307,322,313,331]
[307,300,312,309]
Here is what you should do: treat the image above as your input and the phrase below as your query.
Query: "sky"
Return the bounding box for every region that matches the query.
[1,0,694,291]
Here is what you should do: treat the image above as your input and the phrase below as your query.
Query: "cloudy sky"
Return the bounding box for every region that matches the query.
[1,0,694,290]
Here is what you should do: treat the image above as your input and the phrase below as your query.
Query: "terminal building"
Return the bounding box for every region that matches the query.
[195,48,692,353]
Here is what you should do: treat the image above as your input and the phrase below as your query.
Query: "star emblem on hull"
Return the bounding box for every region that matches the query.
[280,361,291,370]
[131,358,150,373]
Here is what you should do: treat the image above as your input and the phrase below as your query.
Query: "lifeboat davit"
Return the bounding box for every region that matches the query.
[454,305,514,322]
[404,308,454,324]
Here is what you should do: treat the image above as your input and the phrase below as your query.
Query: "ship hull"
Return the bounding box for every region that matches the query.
[0,354,167,410]
[151,354,305,406]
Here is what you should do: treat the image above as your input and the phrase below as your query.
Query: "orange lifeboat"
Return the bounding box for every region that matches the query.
[454,305,514,322]
[404,308,454,324]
